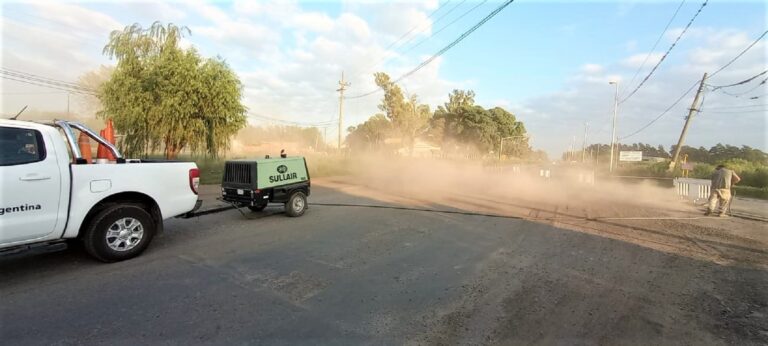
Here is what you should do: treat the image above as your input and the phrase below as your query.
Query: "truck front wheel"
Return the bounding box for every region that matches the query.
[82,204,156,262]
[285,191,307,217]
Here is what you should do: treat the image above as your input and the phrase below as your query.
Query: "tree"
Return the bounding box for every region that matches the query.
[99,22,246,159]
[346,114,391,151]
[433,89,528,156]
[373,72,429,155]
[489,107,527,156]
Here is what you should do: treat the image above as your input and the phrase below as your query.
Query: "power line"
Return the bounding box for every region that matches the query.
[711,76,767,98]
[248,113,337,127]
[382,0,457,52]
[620,0,687,99]
[710,29,767,78]
[346,0,515,99]
[366,0,468,73]
[711,85,767,99]
[400,0,487,56]
[707,69,767,90]
[701,109,765,114]
[1,75,97,95]
[1,67,85,89]
[0,71,91,92]
[703,103,766,110]
[619,0,708,104]
[619,79,700,140]
[1,91,68,95]
[0,69,96,93]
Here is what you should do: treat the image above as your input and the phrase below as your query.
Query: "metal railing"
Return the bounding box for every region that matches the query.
[673,178,711,203]
[53,120,123,162]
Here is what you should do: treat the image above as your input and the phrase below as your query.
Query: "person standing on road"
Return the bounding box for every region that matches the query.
[705,164,741,217]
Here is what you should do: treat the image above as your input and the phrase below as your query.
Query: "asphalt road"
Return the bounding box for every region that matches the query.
[1,186,766,345]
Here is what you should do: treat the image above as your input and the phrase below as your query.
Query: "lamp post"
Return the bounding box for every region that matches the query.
[608,81,619,172]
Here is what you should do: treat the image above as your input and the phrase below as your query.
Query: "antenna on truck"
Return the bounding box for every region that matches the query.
[9,105,28,120]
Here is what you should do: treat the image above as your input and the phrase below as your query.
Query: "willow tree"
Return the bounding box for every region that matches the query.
[99,22,246,158]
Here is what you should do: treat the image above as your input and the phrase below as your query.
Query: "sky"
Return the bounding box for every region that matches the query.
[1,0,766,157]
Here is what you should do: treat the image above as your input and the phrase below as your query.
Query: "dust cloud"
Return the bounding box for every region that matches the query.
[312,154,690,219]
[312,154,768,268]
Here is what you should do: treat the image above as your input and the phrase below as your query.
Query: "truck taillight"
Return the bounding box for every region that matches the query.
[189,168,200,195]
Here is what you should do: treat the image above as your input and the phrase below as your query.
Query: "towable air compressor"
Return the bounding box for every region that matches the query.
[221,156,310,217]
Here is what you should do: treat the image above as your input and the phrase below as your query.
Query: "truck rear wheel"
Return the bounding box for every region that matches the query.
[82,204,156,262]
[285,191,307,217]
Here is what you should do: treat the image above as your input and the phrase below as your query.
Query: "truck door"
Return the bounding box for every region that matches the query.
[0,126,62,245]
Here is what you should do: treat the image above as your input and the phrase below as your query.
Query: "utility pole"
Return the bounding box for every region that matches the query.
[596,144,601,167]
[670,72,708,171]
[581,122,588,163]
[66,92,70,116]
[570,135,576,162]
[336,71,350,150]
[608,81,619,172]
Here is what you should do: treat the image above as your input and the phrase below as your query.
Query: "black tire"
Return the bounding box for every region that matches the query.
[248,204,267,212]
[285,191,307,217]
[82,204,156,262]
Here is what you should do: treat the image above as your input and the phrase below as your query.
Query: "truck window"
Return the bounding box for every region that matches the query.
[0,127,47,166]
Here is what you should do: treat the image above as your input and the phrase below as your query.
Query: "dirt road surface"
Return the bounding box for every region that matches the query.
[1,178,766,344]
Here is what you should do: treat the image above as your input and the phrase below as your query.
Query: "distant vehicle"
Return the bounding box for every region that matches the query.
[221,156,310,217]
[0,119,201,262]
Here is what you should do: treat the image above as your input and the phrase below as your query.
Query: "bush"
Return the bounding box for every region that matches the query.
[691,163,714,179]
[733,186,768,200]
[689,159,768,189]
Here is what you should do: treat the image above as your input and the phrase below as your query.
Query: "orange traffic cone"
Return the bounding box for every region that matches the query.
[77,132,92,163]
[96,129,108,159]
[104,120,116,161]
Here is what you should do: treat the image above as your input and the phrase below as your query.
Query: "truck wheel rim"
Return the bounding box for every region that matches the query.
[293,197,305,212]
[106,217,144,251]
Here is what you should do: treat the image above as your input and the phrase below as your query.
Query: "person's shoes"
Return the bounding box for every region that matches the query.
[704,210,712,216]
[719,213,729,218]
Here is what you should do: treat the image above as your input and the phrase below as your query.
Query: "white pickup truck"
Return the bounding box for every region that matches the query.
[0,119,201,262]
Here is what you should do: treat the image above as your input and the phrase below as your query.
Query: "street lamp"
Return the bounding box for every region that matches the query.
[608,81,619,173]
[499,135,528,160]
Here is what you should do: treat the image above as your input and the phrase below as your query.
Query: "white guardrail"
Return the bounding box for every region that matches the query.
[673,178,711,203]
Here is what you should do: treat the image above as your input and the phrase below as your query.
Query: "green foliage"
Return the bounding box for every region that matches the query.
[347,83,530,158]
[672,144,768,165]
[99,22,246,159]
[433,90,528,155]
[346,114,392,151]
[371,72,430,154]
[688,159,768,189]
[691,163,715,179]
[732,186,768,200]
[582,142,669,164]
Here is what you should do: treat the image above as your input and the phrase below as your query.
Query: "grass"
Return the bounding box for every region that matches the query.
[733,186,768,200]
[195,158,227,185]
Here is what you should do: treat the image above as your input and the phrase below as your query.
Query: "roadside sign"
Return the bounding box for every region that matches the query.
[681,162,694,170]
[619,151,642,162]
